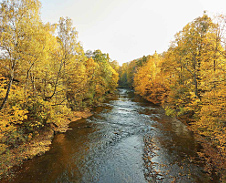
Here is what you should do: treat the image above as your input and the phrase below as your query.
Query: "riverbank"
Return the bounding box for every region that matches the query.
[0,109,93,180]
[135,92,226,182]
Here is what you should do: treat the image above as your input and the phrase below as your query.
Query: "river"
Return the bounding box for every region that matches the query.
[4,89,213,183]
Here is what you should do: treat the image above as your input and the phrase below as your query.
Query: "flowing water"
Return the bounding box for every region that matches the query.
[4,89,213,183]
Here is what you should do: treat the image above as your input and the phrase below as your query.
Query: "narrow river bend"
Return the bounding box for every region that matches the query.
[6,89,212,183]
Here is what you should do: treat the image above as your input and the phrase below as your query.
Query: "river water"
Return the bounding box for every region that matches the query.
[4,89,213,183]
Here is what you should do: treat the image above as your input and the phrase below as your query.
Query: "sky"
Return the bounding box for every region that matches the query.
[39,0,226,65]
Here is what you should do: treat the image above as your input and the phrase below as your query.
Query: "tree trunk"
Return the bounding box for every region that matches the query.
[0,76,13,111]
[45,59,64,101]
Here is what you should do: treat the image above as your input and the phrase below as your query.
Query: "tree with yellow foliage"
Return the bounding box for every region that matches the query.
[134,52,168,104]
[0,0,42,110]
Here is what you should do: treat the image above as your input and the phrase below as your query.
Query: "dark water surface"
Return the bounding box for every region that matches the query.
[4,89,212,183]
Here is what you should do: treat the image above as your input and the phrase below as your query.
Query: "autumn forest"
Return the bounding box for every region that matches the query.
[0,0,226,181]
[0,0,119,177]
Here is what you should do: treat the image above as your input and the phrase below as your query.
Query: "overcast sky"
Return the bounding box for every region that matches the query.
[39,0,226,65]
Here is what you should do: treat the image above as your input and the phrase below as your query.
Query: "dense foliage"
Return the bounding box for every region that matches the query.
[0,0,119,170]
[120,13,226,180]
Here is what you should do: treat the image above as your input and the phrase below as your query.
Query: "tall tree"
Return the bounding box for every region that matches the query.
[0,0,42,110]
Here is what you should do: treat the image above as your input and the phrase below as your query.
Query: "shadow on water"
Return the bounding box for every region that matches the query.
[2,89,214,183]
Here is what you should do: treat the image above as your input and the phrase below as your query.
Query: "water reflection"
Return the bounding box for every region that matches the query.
[2,89,213,183]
